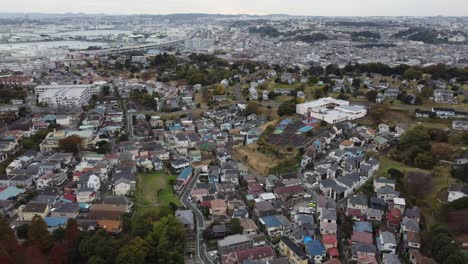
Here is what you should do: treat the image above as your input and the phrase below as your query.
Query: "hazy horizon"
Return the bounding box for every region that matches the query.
[2,0,468,17]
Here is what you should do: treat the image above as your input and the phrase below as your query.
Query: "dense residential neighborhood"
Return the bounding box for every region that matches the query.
[0,10,467,264]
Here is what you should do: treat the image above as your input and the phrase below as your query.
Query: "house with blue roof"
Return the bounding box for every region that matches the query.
[304,238,326,263]
[259,215,291,236]
[0,186,26,200]
[354,221,373,233]
[44,217,68,228]
[173,166,193,192]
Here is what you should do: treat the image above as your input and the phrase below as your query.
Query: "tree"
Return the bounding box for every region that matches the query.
[145,215,185,264]
[277,100,296,116]
[52,228,65,242]
[65,219,79,249]
[213,84,225,95]
[246,101,259,116]
[444,252,468,264]
[308,76,319,85]
[388,168,404,182]
[431,142,453,160]
[352,78,361,88]
[58,135,82,154]
[95,140,111,154]
[414,152,437,169]
[101,86,110,96]
[79,230,116,263]
[48,243,67,264]
[28,216,53,252]
[229,218,243,235]
[366,90,378,102]
[0,217,16,243]
[404,68,423,80]
[16,224,29,239]
[452,164,468,182]
[116,237,149,264]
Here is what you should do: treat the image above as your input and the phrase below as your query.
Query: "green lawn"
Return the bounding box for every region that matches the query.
[134,172,180,215]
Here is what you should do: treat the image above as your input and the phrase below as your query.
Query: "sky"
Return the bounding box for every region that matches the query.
[2,0,468,17]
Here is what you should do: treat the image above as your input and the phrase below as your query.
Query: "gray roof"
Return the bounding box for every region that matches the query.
[383,253,401,264]
[52,203,79,213]
[402,218,420,232]
[448,184,468,195]
[349,193,368,206]
[321,208,337,221]
[217,234,251,247]
[377,186,400,196]
[381,231,397,244]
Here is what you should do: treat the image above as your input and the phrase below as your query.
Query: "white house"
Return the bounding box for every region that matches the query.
[448,184,468,202]
[86,174,101,191]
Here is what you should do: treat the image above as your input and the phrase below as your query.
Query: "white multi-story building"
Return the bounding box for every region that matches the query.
[35,84,101,107]
[296,97,367,124]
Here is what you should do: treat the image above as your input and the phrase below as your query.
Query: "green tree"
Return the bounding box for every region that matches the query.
[213,84,225,95]
[229,218,243,235]
[444,251,468,264]
[52,227,65,242]
[145,215,186,264]
[352,78,361,88]
[16,224,29,239]
[58,135,82,154]
[404,68,423,80]
[277,99,296,116]
[79,230,116,263]
[116,237,149,264]
[28,216,53,252]
[366,90,378,102]
[95,140,111,154]
[414,152,437,169]
[0,217,16,242]
[308,76,319,85]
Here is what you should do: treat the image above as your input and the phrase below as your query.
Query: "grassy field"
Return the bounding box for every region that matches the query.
[134,172,180,215]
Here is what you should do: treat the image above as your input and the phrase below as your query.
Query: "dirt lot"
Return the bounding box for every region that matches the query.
[232,143,283,175]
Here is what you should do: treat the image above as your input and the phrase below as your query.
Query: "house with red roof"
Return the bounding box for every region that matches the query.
[386,207,402,226]
[351,231,374,245]
[221,245,276,264]
[322,235,338,249]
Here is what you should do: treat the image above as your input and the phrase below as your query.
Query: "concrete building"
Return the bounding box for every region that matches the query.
[296,97,367,124]
[35,84,101,107]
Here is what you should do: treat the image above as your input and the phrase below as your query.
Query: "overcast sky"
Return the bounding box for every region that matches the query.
[2,0,468,16]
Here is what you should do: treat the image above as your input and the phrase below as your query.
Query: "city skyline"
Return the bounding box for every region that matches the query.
[2,0,468,17]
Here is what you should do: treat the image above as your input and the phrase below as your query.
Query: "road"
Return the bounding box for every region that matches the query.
[180,170,214,264]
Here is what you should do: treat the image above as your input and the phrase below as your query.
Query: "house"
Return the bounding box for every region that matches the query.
[113,174,136,196]
[304,238,326,264]
[404,207,421,222]
[359,203,379,220]
[259,215,291,236]
[279,237,308,264]
[50,203,79,219]
[19,202,50,221]
[434,89,457,104]
[351,231,373,245]
[210,199,227,216]
[239,218,258,236]
[175,210,194,230]
[221,245,275,264]
[347,193,368,215]
[217,234,252,254]
[174,166,193,192]
[374,178,396,192]
[409,249,437,264]
[377,231,397,254]
[405,231,421,250]
[447,184,468,202]
[382,253,401,264]
[401,218,420,234]
[377,186,400,202]
[452,120,468,131]
[392,197,406,213]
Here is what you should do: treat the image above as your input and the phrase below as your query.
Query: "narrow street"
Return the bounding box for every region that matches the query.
[180,170,214,264]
